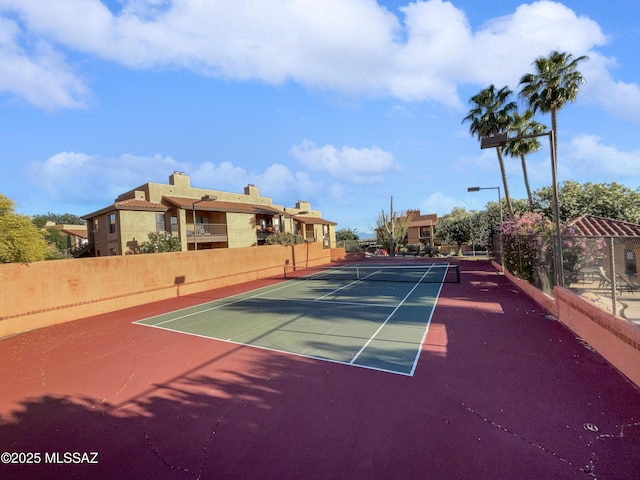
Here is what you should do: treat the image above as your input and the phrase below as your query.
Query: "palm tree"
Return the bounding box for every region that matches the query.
[503,109,546,207]
[518,50,588,158]
[463,84,517,218]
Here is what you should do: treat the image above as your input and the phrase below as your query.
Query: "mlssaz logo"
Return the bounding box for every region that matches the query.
[45,452,99,464]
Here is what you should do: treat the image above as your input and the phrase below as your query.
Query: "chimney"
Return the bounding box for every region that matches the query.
[169,172,190,187]
[244,184,260,197]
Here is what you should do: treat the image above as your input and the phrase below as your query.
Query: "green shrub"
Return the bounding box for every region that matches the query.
[265,232,306,246]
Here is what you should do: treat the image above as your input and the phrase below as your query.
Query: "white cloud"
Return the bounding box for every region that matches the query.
[328,183,347,204]
[194,161,250,191]
[564,134,640,178]
[580,53,640,124]
[24,151,328,212]
[2,0,635,119]
[25,151,185,202]
[0,16,89,109]
[251,164,320,203]
[420,191,465,216]
[290,139,397,183]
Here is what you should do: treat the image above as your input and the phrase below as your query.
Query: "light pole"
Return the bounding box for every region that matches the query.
[468,186,503,269]
[480,131,563,287]
[191,194,216,251]
[467,186,502,225]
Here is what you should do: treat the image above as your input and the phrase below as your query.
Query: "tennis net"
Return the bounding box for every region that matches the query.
[283,264,460,284]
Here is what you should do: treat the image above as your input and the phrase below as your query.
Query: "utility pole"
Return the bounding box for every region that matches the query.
[389,196,395,257]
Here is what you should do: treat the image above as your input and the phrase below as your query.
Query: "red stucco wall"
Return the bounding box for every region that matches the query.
[0,243,331,338]
[497,261,640,388]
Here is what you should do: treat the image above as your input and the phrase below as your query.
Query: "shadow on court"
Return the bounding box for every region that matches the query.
[1,260,639,479]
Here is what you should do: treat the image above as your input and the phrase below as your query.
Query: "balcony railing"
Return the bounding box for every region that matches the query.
[257,228,277,241]
[187,223,228,243]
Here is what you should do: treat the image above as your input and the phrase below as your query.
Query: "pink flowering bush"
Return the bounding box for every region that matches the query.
[500,212,597,289]
[500,213,552,287]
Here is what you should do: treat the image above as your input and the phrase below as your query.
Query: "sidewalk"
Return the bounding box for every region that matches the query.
[1,259,638,479]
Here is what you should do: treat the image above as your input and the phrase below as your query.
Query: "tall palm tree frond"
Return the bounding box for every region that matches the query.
[462,84,516,218]
[518,50,588,157]
[503,110,547,206]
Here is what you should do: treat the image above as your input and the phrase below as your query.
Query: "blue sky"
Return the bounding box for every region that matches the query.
[1,0,639,237]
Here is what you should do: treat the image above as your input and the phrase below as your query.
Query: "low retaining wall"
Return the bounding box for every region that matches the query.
[495,261,640,388]
[555,287,640,388]
[1,243,338,338]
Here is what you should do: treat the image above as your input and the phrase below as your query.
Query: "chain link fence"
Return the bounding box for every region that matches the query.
[493,234,640,325]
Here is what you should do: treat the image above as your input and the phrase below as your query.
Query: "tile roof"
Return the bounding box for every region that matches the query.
[163,196,287,216]
[114,199,168,211]
[567,214,640,236]
[60,228,88,238]
[294,215,337,226]
[82,199,167,219]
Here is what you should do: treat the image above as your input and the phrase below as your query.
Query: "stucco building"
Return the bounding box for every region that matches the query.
[406,210,439,247]
[82,172,337,256]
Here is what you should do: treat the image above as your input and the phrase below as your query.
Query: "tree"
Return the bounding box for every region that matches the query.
[463,85,517,217]
[467,210,491,252]
[518,50,588,159]
[374,197,412,256]
[501,211,594,290]
[434,207,472,255]
[503,109,546,207]
[0,194,49,263]
[138,231,182,253]
[533,181,640,223]
[32,213,86,228]
[336,228,359,242]
[43,228,70,256]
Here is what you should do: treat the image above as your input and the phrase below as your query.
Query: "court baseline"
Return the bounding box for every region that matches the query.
[134,268,444,375]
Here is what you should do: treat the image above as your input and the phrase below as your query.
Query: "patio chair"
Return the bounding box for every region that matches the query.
[597,267,612,288]
[616,274,640,295]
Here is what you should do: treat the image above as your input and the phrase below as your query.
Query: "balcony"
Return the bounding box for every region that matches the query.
[257,227,277,241]
[187,223,228,243]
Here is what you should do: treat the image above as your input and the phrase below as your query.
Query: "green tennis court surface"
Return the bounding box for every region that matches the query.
[134,263,454,375]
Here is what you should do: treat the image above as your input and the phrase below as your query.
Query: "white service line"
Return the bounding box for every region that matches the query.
[258,296,397,309]
[349,266,434,364]
[149,281,308,327]
[314,278,362,301]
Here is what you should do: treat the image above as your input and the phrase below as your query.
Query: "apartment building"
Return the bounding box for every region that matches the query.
[82,172,337,256]
[406,210,438,247]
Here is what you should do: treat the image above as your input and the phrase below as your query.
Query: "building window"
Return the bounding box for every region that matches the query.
[170,216,178,233]
[155,213,165,232]
[108,214,116,234]
[93,219,99,232]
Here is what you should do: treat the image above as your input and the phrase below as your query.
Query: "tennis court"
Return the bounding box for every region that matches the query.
[134,263,458,375]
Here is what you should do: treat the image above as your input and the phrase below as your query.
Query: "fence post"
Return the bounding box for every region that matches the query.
[553,234,564,288]
[609,237,617,315]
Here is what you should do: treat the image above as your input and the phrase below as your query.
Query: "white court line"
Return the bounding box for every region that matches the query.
[140,280,311,327]
[408,281,444,376]
[257,296,397,309]
[349,266,435,365]
[134,321,413,376]
[314,278,361,301]
[134,263,448,376]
